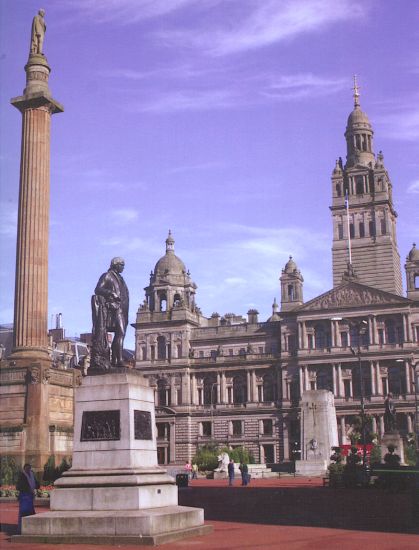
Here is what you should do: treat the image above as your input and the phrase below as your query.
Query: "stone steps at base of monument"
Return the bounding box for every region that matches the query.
[14,506,212,546]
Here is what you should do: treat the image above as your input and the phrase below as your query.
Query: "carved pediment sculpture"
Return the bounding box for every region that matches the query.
[300,282,408,312]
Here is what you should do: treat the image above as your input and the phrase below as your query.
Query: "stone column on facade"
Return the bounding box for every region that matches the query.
[339,415,346,444]
[221,372,226,404]
[170,375,177,406]
[331,321,336,348]
[216,373,221,404]
[246,371,251,402]
[337,363,343,397]
[404,359,411,394]
[251,370,258,402]
[190,374,197,405]
[370,361,376,395]
[375,362,383,395]
[181,370,191,405]
[298,366,303,397]
[371,415,377,435]
[336,324,342,348]
[282,419,290,461]
[407,413,413,433]
[379,415,385,438]
[298,322,303,349]
[169,421,176,463]
[304,366,310,391]
[282,369,288,400]
[332,364,336,396]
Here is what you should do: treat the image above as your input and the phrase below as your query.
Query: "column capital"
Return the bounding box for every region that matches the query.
[11,91,63,114]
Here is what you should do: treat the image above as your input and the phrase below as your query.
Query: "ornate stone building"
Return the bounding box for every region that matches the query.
[134,90,419,465]
[133,232,282,464]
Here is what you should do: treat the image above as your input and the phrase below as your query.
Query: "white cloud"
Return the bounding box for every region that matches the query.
[157,0,368,56]
[407,180,419,194]
[261,73,348,100]
[110,208,139,224]
[66,0,199,24]
[130,89,238,113]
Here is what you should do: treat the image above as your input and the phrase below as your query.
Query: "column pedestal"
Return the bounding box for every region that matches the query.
[15,370,211,545]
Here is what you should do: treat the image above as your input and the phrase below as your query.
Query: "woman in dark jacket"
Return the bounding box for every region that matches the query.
[16,463,39,533]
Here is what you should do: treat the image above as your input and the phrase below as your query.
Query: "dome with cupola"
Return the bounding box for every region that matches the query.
[154,231,187,276]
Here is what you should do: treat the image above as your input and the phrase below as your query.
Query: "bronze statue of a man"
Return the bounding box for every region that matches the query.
[30,9,46,55]
[91,257,129,371]
[384,392,396,432]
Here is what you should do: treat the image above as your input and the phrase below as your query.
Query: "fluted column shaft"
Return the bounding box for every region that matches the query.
[13,106,51,352]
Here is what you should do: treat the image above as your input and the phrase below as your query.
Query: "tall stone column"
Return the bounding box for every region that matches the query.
[11,52,63,360]
[8,41,63,471]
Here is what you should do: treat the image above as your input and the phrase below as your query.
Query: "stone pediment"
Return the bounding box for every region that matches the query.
[298,282,410,312]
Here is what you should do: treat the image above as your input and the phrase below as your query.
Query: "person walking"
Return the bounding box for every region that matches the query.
[16,463,39,533]
[191,463,198,480]
[228,458,235,486]
[185,461,192,479]
[239,461,249,486]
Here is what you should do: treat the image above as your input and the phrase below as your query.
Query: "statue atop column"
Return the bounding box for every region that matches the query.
[91,258,129,372]
[30,9,46,55]
[384,392,397,432]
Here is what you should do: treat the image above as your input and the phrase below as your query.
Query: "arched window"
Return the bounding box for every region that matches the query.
[355,176,364,195]
[233,376,246,404]
[159,293,167,311]
[157,336,166,360]
[288,284,295,300]
[173,293,182,307]
[336,183,342,197]
[263,375,274,402]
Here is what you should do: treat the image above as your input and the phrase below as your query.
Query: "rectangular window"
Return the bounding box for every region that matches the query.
[344,379,351,398]
[199,350,204,358]
[341,331,348,348]
[232,420,242,435]
[258,346,264,354]
[308,334,314,349]
[359,222,365,237]
[338,224,344,240]
[229,349,234,356]
[262,419,273,435]
[349,224,355,238]
[380,218,387,235]
[210,350,217,360]
[369,220,376,237]
[201,421,212,437]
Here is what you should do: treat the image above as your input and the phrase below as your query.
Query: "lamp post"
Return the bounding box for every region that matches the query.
[332,317,368,467]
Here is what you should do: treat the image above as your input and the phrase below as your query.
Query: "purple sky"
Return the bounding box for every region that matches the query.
[1,1,418,349]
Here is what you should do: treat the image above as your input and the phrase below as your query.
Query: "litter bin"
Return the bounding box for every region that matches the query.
[176,473,189,487]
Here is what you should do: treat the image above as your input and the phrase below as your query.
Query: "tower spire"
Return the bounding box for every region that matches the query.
[353,74,360,108]
[166,230,175,253]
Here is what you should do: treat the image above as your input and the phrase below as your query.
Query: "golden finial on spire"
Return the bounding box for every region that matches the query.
[353,74,360,107]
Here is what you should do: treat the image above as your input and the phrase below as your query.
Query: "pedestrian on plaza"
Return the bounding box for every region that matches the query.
[239,461,249,486]
[228,458,235,486]
[185,461,192,479]
[191,463,198,479]
[16,463,39,533]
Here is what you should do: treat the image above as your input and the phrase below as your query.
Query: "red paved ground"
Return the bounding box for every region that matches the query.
[1,477,418,549]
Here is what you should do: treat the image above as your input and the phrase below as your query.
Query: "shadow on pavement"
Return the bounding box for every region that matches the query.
[178,485,417,534]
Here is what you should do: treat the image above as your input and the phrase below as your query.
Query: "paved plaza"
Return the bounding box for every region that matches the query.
[2,477,418,549]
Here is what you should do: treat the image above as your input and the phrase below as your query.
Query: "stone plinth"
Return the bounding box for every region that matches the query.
[295,390,339,477]
[15,370,211,545]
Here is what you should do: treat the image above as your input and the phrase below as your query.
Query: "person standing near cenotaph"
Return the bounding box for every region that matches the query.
[228,459,235,486]
[30,9,46,54]
[16,464,39,533]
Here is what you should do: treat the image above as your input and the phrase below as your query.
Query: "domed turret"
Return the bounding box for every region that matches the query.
[405,243,419,301]
[143,232,198,314]
[154,230,186,278]
[267,298,281,322]
[344,76,375,168]
[280,256,303,311]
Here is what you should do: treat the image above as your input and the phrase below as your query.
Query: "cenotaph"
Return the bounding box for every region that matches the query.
[295,390,339,476]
